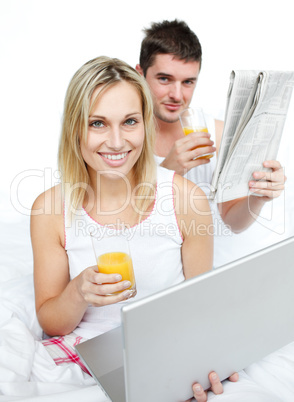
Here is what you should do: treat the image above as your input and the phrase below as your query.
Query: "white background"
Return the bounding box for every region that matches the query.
[1,0,294,216]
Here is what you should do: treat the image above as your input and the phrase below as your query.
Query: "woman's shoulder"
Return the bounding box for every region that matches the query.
[32,184,63,216]
[173,174,210,216]
[31,184,65,247]
[31,184,64,237]
[173,173,206,195]
[31,184,64,243]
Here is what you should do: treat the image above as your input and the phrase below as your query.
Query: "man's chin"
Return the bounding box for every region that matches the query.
[155,111,180,124]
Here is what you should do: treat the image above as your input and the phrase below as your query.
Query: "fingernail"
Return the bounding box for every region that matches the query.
[114,274,122,281]
[123,281,131,288]
[194,385,202,393]
[122,290,132,299]
[211,373,218,381]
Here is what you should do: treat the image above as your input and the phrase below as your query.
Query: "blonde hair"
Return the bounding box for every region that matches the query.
[58,56,157,219]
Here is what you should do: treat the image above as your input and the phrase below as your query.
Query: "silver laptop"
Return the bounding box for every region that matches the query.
[76,236,294,402]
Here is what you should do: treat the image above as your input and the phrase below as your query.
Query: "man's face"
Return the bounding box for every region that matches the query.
[144,54,200,123]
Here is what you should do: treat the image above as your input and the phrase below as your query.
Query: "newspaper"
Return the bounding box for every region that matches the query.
[210,70,294,203]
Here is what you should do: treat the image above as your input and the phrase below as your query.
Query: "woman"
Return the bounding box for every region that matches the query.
[31,56,234,401]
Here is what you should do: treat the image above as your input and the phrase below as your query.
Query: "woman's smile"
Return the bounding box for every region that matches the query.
[98,151,131,166]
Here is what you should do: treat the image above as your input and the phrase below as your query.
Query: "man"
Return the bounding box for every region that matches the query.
[135,19,287,401]
[135,19,286,236]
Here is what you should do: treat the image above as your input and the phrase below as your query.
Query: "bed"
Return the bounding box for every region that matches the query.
[1,193,294,402]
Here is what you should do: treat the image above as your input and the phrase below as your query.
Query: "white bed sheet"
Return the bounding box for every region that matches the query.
[1,196,294,402]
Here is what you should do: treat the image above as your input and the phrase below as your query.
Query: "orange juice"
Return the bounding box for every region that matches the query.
[183,126,213,159]
[183,126,208,135]
[97,251,136,294]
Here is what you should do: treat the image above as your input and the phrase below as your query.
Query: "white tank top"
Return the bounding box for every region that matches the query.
[64,166,184,339]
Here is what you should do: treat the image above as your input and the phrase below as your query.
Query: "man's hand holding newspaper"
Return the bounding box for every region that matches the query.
[249,160,286,200]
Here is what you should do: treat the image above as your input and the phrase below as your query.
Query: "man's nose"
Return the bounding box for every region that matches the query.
[168,82,182,102]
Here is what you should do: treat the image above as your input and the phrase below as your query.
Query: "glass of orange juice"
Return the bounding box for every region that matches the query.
[90,227,136,298]
[179,107,214,159]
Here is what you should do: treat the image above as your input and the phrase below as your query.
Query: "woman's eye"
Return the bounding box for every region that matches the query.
[90,120,104,128]
[125,118,137,126]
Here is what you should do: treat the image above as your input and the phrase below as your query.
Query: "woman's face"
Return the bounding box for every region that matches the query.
[81,81,145,184]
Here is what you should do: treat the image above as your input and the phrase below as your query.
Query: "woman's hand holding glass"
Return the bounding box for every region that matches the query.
[75,229,137,307]
[76,265,134,307]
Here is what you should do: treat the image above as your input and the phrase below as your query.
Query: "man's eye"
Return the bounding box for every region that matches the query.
[183,80,195,86]
[125,118,137,126]
[90,120,104,128]
[159,77,168,83]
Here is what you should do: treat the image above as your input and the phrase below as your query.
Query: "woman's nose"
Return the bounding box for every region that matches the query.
[107,127,124,150]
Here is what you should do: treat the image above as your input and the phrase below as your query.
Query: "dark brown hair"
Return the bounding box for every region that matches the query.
[139,19,202,76]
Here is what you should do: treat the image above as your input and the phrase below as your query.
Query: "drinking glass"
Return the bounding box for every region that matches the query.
[179,107,214,159]
[90,228,136,297]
